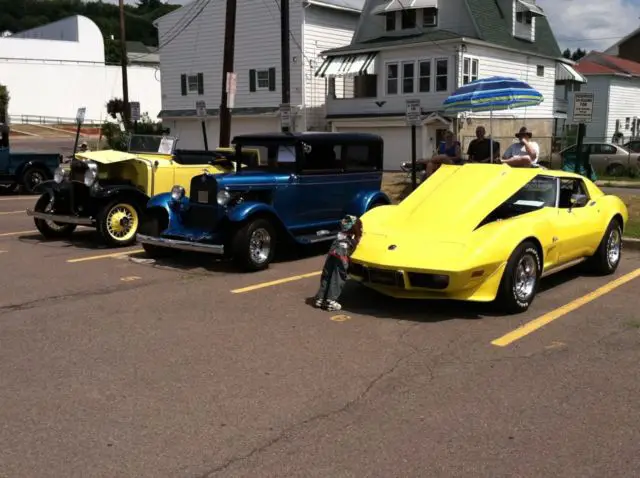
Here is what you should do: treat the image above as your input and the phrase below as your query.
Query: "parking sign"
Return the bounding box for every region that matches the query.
[572,93,594,123]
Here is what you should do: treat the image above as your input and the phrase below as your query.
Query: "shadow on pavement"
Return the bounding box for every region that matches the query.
[17,230,124,251]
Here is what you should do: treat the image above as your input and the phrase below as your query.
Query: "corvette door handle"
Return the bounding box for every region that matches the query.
[589,201,596,206]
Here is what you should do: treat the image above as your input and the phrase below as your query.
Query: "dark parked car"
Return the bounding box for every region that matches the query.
[0,124,62,193]
[137,132,391,271]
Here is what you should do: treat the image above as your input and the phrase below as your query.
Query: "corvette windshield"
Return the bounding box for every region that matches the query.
[505,176,558,211]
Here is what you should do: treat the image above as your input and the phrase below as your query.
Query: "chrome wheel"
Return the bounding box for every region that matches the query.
[513,254,537,302]
[606,227,621,267]
[249,227,271,264]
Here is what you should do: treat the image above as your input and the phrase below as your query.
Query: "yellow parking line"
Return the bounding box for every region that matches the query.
[491,268,640,347]
[67,248,144,263]
[0,230,32,237]
[231,271,321,294]
[0,197,34,201]
[0,211,22,216]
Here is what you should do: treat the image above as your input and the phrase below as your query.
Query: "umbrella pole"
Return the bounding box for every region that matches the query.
[490,108,494,163]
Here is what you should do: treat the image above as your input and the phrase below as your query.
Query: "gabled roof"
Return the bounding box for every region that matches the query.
[323,0,561,58]
[604,26,640,54]
[575,51,640,77]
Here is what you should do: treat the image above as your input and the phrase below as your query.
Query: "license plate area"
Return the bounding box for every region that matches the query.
[197,190,208,203]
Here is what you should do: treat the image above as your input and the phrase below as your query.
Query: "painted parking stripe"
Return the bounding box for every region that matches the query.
[0,230,33,237]
[66,248,144,263]
[0,197,35,201]
[0,211,23,216]
[231,271,321,294]
[491,268,640,347]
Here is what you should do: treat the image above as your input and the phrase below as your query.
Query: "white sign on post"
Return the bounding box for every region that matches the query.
[196,100,207,118]
[76,107,86,123]
[405,99,422,126]
[572,92,594,123]
[226,72,237,109]
[130,101,140,122]
[280,103,291,130]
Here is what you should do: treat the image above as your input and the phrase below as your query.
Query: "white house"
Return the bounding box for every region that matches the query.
[315,0,585,168]
[0,16,161,122]
[573,51,640,143]
[153,0,365,149]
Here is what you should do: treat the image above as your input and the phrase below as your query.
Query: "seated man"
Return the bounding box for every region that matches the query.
[501,126,540,167]
[467,126,500,163]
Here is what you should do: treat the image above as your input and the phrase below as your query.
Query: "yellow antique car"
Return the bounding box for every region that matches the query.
[350,164,629,314]
[26,134,241,247]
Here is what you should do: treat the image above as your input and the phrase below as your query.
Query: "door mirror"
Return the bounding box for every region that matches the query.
[570,193,588,208]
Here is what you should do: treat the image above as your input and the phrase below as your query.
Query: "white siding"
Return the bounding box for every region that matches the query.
[155,0,304,114]
[302,5,358,129]
[606,77,640,141]
[1,60,161,121]
[566,76,610,141]
[463,44,556,119]
[326,42,459,117]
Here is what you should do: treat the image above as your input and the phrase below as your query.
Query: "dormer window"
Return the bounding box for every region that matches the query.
[423,7,437,27]
[401,9,416,29]
[375,0,438,31]
[513,0,545,42]
[385,12,395,31]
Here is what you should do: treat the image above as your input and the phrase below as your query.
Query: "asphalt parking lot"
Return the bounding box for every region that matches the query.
[1,194,640,478]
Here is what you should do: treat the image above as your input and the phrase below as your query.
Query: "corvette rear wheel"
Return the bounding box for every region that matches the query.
[588,219,622,275]
[495,241,541,314]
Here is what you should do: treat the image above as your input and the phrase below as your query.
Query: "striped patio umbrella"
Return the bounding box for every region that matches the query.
[442,76,543,162]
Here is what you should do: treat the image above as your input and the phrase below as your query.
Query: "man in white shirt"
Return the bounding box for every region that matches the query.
[501,126,540,167]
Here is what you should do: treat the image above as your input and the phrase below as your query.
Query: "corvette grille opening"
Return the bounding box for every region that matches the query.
[407,272,449,290]
[350,263,405,288]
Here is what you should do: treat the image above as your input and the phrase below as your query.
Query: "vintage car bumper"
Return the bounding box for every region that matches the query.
[26,209,94,225]
[137,234,225,255]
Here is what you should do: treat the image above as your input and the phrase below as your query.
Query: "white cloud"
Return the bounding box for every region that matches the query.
[537,0,639,52]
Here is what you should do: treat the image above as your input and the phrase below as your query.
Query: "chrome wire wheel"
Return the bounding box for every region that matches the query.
[606,227,621,268]
[105,203,139,242]
[249,227,271,264]
[513,253,538,302]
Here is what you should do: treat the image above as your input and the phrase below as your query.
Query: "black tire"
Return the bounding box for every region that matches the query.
[0,184,19,195]
[21,167,48,194]
[606,164,626,177]
[96,199,141,247]
[495,241,542,314]
[587,219,622,275]
[32,193,77,239]
[231,217,277,271]
[139,210,178,259]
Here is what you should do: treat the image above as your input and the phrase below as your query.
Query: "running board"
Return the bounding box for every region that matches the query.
[541,257,587,279]
[295,232,338,244]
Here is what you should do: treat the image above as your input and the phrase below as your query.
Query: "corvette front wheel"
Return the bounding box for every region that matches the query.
[495,241,541,314]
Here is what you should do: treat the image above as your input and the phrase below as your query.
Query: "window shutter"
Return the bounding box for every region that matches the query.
[249,69,256,92]
[180,74,187,96]
[268,67,276,91]
[197,73,204,94]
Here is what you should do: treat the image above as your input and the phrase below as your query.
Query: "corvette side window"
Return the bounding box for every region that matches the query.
[558,179,589,208]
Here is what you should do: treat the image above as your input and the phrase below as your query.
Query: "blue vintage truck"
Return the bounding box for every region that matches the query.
[0,124,62,193]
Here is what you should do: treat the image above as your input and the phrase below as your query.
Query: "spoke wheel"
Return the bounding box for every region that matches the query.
[33,193,77,239]
[588,219,623,275]
[495,241,541,314]
[22,168,46,194]
[98,201,140,247]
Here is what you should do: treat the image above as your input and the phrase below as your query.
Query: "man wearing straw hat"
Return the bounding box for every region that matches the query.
[501,126,540,167]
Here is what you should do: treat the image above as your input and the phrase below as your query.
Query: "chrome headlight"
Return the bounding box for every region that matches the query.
[53,166,66,184]
[83,161,98,187]
[216,189,231,206]
[171,185,185,201]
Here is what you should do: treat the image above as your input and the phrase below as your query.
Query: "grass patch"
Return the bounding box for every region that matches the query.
[598,175,640,186]
[622,195,640,238]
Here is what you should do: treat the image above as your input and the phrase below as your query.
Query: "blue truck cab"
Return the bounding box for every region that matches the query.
[137,131,391,271]
[0,124,62,193]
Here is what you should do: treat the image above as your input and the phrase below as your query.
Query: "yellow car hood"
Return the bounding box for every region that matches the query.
[74,150,140,164]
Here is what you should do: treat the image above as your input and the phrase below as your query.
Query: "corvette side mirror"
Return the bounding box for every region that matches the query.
[570,193,588,208]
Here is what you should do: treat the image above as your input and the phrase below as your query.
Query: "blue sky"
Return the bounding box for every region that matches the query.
[108,0,639,52]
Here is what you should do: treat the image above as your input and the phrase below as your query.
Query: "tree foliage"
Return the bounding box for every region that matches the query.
[0,0,180,63]
[562,48,587,62]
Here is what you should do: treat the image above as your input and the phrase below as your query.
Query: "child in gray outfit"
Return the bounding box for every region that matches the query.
[313,214,362,311]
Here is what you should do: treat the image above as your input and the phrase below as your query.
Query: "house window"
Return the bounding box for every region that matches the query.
[435,58,448,92]
[536,65,544,77]
[463,58,478,84]
[386,63,399,95]
[422,7,437,26]
[419,60,431,92]
[181,72,204,95]
[516,11,523,23]
[402,61,415,94]
[249,68,276,92]
[385,12,395,31]
[525,11,532,24]
[401,9,416,29]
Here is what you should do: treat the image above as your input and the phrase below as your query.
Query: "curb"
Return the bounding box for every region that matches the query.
[597,182,640,189]
[623,237,640,250]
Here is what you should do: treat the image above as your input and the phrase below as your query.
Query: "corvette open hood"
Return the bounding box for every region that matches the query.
[366,164,542,238]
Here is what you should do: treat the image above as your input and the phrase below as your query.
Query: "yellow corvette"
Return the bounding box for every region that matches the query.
[350,164,629,313]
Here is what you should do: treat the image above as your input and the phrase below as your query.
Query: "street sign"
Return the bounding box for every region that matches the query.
[130,101,140,122]
[280,103,291,130]
[196,100,207,118]
[226,72,237,109]
[572,92,593,123]
[405,99,422,126]
[76,107,86,123]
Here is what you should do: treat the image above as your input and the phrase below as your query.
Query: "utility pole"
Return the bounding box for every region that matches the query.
[119,0,131,129]
[219,0,237,147]
[280,0,290,132]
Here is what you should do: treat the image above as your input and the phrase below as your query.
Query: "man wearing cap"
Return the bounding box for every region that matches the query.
[501,126,540,167]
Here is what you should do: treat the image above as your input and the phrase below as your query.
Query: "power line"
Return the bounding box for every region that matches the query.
[157,0,207,43]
